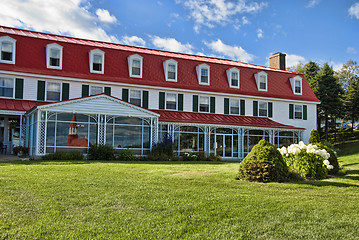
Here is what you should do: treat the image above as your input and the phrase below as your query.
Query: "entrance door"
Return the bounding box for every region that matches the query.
[216,134,232,158]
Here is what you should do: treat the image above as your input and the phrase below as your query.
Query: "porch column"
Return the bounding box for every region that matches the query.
[3,116,9,154]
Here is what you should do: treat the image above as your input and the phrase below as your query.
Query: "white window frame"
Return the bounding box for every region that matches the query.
[163,59,178,82]
[129,89,142,106]
[199,96,210,113]
[165,92,177,110]
[258,101,268,117]
[294,104,303,119]
[0,36,16,64]
[230,99,240,115]
[128,54,143,78]
[89,49,105,74]
[0,76,15,98]
[290,76,303,95]
[196,63,210,85]
[254,71,268,91]
[46,43,63,70]
[226,67,240,88]
[46,81,62,102]
[90,85,104,96]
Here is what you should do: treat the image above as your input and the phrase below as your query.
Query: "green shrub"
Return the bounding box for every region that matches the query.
[118,149,137,161]
[315,143,339,175]
[308,129,321,144]
[207,153,222,162]
[13,146,29,156]
[183,152,198,161]
[147,134,176,161]
[238,139,288,182]
[88,145,115,161]
[42,151,84,161]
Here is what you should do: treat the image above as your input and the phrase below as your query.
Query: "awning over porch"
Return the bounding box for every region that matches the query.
[0,98,47,112]
[153,110,304,130]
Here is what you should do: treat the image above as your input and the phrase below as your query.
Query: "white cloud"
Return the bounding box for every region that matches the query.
[120,36,146,47]
[242,16,249,25]
[0,0,118,43]
[285,54,306,68]
[329,61,344,72]
[176,0,267,32]
[257,28,263,38]
[157,1,163,5]
[151,36,194,54]
[306,0,320,8]
[349,3,359,19]
[346,47,357,54]
[204,39,255,62]
[96,9,117,23]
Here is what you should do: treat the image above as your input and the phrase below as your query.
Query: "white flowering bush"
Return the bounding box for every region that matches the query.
[278,141,331,179]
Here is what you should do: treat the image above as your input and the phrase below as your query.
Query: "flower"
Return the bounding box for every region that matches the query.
[327,165,334,170]
[323,160,330,166]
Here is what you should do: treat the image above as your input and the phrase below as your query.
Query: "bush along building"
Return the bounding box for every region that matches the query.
[0,26,320,159]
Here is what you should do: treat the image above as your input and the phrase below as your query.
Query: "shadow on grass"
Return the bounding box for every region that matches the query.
[342,162,359,167]
[290,180,359,188]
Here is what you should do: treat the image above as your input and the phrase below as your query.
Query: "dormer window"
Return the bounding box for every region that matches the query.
[46,43,63,69]
[290,76,302,95]
[89,49,104,74]
[226,67,240,88]
[254,71,267,91]
[128,54,143,78]
[196,64,210,85]
[0,36,16,64]
[163,59,177,82]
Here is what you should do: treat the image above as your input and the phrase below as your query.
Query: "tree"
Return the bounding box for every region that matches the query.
[316,63,343,140]
[304,61,320,94]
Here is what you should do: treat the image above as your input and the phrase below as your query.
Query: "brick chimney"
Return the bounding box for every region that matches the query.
[269,52,286,70]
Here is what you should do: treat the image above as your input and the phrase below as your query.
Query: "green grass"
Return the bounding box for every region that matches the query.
[1,146,359,239]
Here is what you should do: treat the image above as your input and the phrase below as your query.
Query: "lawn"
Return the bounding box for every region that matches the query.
[0,146,358,239]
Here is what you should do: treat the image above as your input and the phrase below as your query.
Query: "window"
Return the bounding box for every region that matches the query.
[258,102,268,117]
[0,36,16,64]
[166,93,177,110]
[130,89,141,106]
[128,54,143,78]
[226,67,240,88]
[294,105,303,119]
[90,86,103,95]
[46,43,63,69]
[254,71,267,91]
[295,80,301,94]
[46,82,61,101]
[0,77,14,97]
[230,99,239,115]
[163,59,177,82]
[196,64,210,85]
[89,49,104,74]
[199,96,210,112]
[290,76,302,95]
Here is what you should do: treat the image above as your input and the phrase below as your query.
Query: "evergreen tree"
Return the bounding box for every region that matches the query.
[304,61,320,93]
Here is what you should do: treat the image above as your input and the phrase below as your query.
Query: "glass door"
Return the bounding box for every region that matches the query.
[215,134,233,158]
[216,134,224,157]
[224,135,232,158]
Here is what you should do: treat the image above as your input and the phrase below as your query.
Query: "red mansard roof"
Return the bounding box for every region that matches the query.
[0,26,320,103]
[153,110,304,130]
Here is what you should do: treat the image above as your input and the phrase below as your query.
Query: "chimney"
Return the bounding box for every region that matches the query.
[269,52,286,70]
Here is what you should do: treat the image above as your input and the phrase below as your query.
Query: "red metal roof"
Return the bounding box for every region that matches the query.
[0,26,320,103]
[0,98,47,112]
[153,110,304,130]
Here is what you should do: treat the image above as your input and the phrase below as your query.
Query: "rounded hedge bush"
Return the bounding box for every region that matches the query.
[315,143,339,175]
[238,139,288,182]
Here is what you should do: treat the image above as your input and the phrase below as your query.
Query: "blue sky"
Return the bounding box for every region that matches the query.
[1,0,359,70]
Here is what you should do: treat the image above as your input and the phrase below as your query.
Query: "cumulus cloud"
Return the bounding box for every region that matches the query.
[285,54,306,68]
[349,3,359,19]
[151,36,194,54]
[306,0,320,8]
[120,36,146,47]
[96,9,117,23]
[346,47,357,54]
[176,0,267,32]
[0,0,118,43]
[257,28,263,38]
[204,39,255,62]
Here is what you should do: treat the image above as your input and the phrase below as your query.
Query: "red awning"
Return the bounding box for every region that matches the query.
[0,98,47,112]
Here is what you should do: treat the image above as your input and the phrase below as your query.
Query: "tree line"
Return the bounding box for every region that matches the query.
[288,60,359,140]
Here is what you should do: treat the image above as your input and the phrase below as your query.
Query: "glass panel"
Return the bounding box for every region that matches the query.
[90,86,103,95]
[180,133,198,152]
[143,126,150,148]
[46,122,55,146]
[1,42,13,61]
[225,135,232,157]
[115,126,142,148]
[168,64,176,80]
[166,93,177,110]
[132,59,141,75]
[201,68,208,83]
[199,96,209,112]
[106,123,113,146]
[0,78,13,97]
[93,54,102,64]
[295,105,303,119]
[295,80,301,93]
[115,117,143,125]
[50,48,60,58]
[230,99,239,114]
[216,135,224,157]
[47,82,61,101]
[259,102,267,117]
[130,90,141,106]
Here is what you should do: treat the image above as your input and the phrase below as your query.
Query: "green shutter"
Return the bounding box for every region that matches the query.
[82,85,89,97]
[122,89,129,101]
[15,78,24,99]
[253,101,258,116]
[210,97,215,113]
[289,104,294,119]
[192,95,198,112]
[37,80,45,101]
[303,105,307,120]
[268,102,273,118]
[224,98,229,114]
[142,90,149,108]
[104,87,111,95]
[62,83,69,101]
[159,92,165,110]
[240,99,245,116]
[178,94,183,111]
